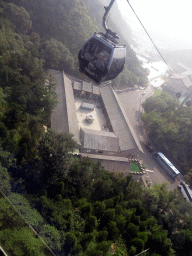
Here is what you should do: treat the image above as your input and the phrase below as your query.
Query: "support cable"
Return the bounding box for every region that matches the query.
[0,189,56,256]
[126,0,173,74]
[126,0,188,104]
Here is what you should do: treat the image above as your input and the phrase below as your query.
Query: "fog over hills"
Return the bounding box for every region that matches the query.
[107,0,192,71]
[97,0,192,62]
[161,49,192,70]
[116,0,192,51]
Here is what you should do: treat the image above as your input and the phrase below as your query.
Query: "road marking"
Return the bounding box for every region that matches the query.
[146,170,154,173]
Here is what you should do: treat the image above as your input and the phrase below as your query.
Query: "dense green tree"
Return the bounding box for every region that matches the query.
[43,38,75,71]
[142,183,174,216]
[143,92,179,114]
[0,227,48,256]
[65,232,80,255]
[0,165,11,194]
[0,1,189,255]
[85,215,98,233]
[171,229,192,256]
[8,193,44,231]
[64,158,94,201]
[39,224,62,251]
[110,237,128,256]
[130,238,145,255]
[4,3,32,34]
[80,233,95,251]
[107,221,120,240]
[38,129,77,187]
[93,201,105,219]
[142,92,192,173]
[96,231,108,243]
[0,196,24,229]
[147,230,173,256]
[80,203,93,219]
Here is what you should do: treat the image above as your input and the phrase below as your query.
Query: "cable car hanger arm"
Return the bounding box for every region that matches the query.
[103,0,119,39]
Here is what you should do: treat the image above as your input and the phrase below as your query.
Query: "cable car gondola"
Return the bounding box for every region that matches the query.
[78,0,126,85]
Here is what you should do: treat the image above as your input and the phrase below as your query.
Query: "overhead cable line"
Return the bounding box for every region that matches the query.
[0,189,56,256]
[126,0,173,74]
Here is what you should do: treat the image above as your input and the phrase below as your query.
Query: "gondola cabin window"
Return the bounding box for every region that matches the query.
[105,47,126,80]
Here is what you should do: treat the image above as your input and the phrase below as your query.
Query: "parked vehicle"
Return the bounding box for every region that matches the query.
[178,181,192,202]
[153,152,180,180]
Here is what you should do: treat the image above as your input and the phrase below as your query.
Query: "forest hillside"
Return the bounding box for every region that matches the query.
[5,0,148,88]
[0,0,192,256]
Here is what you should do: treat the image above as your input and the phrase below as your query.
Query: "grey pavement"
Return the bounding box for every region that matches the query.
[116,86,178,191]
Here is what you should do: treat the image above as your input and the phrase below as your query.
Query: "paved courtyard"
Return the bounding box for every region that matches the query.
[75,97,107,131]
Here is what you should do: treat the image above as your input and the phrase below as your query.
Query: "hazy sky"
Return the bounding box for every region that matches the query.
[117,0,192,50]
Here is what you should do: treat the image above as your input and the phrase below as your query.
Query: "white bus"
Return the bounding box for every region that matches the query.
[153,152,180,180]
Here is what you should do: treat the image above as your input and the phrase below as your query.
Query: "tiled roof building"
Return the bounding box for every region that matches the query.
[100,84,144,154]
[63,72,80,145]
[80,127,119,152]
[50,70,144,157]
[50,70,69,133]
[167,70,192,94]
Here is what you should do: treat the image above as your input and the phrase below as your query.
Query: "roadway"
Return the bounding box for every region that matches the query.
[115,86,178,191]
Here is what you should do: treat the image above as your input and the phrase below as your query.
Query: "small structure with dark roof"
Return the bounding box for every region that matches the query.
[82,81,93,93]
[73,81,82,96]
[80,102,95,111]
[92,85,100,99]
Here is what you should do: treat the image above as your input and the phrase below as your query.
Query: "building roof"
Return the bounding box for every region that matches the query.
[93,85,100,95]
[177,62,192,72]
[100,85,144,153]
[69,75,100,96]
[80,127,119,152]
[63,72,80,145]
[170,71,192,79]
[167,77,187,94]
[170,70,192,90]
[51,71,144,153]
[73,81,82,91]
[182,76,192,88]
[51,72,69,133]
[82,81,92,93]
